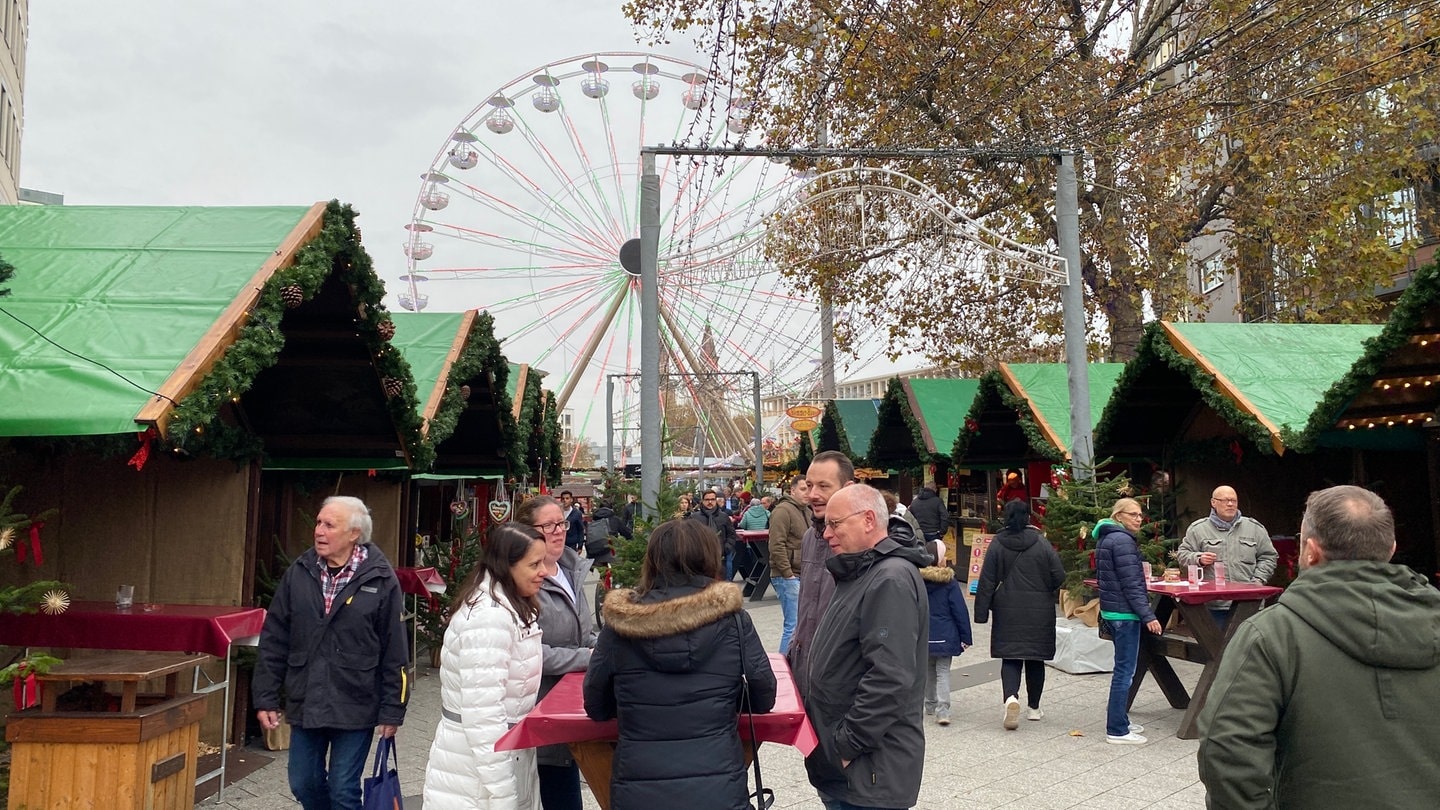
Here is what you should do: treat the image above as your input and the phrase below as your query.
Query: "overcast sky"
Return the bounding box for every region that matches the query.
[20,2,930,446]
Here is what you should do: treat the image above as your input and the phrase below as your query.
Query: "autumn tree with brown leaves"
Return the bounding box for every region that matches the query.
[624,0,1440,367]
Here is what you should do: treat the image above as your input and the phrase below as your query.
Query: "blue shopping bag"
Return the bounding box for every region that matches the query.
[362,735,404,810]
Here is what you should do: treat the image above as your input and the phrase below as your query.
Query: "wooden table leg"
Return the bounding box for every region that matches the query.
[571,740,616,810]
[120,681,138,713]
[1171,600,1264,739]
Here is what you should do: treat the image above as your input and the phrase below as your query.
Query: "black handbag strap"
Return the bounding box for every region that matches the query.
[734,613,774,810]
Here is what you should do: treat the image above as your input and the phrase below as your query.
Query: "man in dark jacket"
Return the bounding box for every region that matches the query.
[804,484,929,810]
[254,496,409,810]
[561,490,586,551]
[907,484,949,544]
[1198,485,1440,809]
[768,476,811,654]
[690,489,739,578]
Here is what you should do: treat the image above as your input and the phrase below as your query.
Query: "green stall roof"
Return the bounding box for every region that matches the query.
[1001,363,1126,457]
[1095,321,1381,458]
[906,378,980,455]
[0,205,314,437]
[1166,322,1380,453]
[390,311,468,427]
[832,398,880,459]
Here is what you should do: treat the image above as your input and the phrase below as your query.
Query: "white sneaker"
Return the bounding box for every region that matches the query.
[1003,696,1020,730]
[1106,732,1148,745]
[1130,723,1144,734]
[1027,707,1044,721]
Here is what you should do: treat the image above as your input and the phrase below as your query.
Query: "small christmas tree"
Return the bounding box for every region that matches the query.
[1043,461,1169,600]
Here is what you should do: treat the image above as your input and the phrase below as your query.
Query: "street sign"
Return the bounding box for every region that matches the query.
[785,404,822,420]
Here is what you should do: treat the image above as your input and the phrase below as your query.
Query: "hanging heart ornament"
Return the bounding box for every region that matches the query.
[488,499,512,522]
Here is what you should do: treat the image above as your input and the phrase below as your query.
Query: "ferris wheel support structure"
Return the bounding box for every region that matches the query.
[554,281,630,411]
[658,304,754,456]
[637,144,1092,513]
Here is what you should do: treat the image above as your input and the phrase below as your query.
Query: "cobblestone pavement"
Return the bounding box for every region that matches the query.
[204,575,1208,809]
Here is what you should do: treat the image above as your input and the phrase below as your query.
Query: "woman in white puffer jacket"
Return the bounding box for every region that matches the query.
[424,523,548,810]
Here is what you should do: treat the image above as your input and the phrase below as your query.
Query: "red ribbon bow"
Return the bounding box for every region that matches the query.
[127,427,157,471]
[16,521,44,566]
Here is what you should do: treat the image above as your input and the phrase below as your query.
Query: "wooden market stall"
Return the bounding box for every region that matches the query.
[0,202,431,796]
[1091,321,1390,576]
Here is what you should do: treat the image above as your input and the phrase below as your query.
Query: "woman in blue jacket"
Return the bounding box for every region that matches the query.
[1093,497,1163,745]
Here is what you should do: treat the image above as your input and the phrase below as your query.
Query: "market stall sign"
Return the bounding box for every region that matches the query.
[786,404,823,420]
[790,418,819,433]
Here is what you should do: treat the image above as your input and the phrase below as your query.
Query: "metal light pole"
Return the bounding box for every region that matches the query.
[1056,152,1093,477]
[640,154,662,515]
[752,372,764,490]
[605,375,615,472]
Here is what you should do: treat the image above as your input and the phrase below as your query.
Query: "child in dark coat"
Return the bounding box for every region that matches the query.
[921,561,973,725]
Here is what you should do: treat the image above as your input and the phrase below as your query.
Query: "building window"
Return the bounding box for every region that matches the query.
[1200,254,1226,295]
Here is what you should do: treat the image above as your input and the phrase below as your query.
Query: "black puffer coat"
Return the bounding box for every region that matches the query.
[584,577,775,810]
[973,526,1065,660]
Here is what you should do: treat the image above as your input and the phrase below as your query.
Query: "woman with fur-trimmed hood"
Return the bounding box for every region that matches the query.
[584,519,776,810]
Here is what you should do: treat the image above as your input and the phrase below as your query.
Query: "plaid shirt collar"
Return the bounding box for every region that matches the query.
[317,543,368,615]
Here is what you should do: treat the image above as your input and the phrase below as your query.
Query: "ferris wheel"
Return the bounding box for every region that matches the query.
[398,51,877,461]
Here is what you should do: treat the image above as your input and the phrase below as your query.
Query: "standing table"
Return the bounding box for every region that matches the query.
[7,651,212,809]
[497,652,816,810]
[1131,581,1281,739]
[736,529,771,601]
[0,601,266,799]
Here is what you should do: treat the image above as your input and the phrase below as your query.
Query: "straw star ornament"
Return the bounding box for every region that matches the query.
[41,590,70,615]
[0,526,14,551]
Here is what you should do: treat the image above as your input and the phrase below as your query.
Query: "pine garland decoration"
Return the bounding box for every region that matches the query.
[1288,258,1440,452]
[1094,322,1276,458]
[953,371,1066,465]
[869,376,928,470]
[816,401,854,458]
[425,311,524,472]
[164,201,434,468]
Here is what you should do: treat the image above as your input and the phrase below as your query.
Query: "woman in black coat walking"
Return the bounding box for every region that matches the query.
[974,499,1066,730]
[583,519,776,810]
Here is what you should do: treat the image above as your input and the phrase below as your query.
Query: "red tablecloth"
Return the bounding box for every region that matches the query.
[396,566,446,597]
[736,530,769,543]
[496,652,817,755]
[0,601,266,658]
[1145,580,1282,605]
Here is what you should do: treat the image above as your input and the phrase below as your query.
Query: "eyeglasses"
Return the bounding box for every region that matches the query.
[531,521,567,534]
[1119,510,1143,518]
[1211,497,1238,504]
[824,510,868,531]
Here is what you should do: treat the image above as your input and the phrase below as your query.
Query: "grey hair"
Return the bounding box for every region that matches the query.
[1300,485,1394,562]
[323,496,373,543]
[838,484,888,528]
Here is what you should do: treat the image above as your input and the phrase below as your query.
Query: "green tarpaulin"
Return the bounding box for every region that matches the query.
[0,205,312,437]
[390,311,467,420]
[906,378,980,454]
[832,398,880,459]
[1003,363,1126,456]
[1167,322,1381,446]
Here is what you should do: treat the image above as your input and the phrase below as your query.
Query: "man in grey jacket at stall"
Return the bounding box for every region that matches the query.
[802,484,930,810]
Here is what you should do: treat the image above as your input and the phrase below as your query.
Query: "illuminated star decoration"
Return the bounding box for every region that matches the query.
[0,526,14,550]
[40,590,71,615]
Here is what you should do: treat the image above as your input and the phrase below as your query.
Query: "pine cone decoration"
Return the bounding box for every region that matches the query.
[377,319,396,341]
[382,377,404,398]
[459,384,472,401]
[280,284,304,308]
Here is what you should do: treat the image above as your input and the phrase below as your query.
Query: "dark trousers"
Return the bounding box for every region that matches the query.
[538,762,583,810]
[288,726,371,810]
[1000,658,1047,708]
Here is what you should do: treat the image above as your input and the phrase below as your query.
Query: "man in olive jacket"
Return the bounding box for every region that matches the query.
[804,485,930,810]
[1198,485,1440,809]
[767,476,810,655]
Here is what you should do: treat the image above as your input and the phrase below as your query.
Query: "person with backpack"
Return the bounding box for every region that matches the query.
[585,499,630,566]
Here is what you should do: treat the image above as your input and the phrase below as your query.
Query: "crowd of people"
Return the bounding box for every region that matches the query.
[252,471,1440,810]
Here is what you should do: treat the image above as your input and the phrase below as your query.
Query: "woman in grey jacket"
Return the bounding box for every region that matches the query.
[519,495,597,810]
